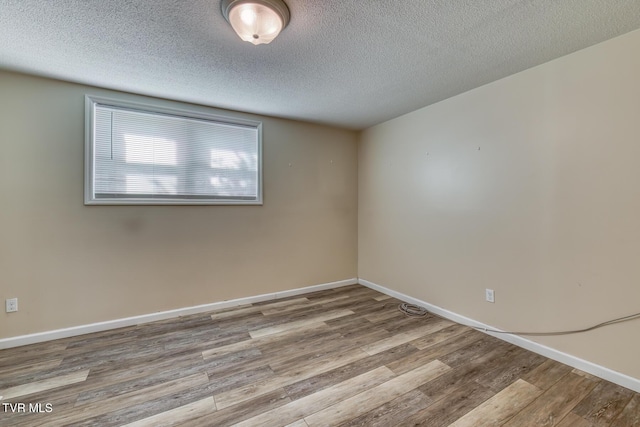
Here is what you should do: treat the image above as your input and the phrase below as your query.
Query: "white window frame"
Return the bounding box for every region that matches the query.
[84,95,263,205]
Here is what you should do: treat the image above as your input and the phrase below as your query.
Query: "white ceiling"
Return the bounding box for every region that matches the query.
[1,0,640,130]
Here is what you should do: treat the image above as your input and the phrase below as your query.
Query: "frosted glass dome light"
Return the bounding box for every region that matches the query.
[221,0,290,45]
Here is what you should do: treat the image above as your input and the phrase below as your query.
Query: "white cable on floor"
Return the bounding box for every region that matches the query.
[398,303,430,317]
[397,303,640,336]
[474,311,640,336]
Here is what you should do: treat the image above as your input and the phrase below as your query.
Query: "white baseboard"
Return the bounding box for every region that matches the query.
[0,278,358,350]
[358,278,640,393]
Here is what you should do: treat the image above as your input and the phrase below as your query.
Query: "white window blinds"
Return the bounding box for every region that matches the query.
[85,96,262,205]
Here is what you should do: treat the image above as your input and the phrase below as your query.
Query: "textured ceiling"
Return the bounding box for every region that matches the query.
[1,0,640,130]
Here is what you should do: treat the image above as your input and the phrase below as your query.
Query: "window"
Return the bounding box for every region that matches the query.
[85,95,262,205]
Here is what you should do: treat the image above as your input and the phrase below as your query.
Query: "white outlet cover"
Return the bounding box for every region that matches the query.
[6,298,18,312]
[485,289,495,303]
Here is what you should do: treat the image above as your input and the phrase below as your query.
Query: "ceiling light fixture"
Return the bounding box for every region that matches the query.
[221,0,290,45]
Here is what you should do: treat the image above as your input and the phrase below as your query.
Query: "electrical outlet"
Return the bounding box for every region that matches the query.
[485,289,495,303]
[6,298,18,313]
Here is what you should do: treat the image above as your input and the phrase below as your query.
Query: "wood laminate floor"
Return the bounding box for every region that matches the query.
[1,284,639,426]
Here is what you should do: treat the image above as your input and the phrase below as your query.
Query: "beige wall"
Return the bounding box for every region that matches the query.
[0,70,358,338]
[359,29,640,379]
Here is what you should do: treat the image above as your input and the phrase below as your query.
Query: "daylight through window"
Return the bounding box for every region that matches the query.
[85,96,262,205]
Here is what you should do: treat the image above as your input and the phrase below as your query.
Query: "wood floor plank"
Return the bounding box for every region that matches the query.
[121,396,216,427]
[211,303,342,334]
[264,333,352,373]
[0,358,63,379]
[324,284,380,299]
[42,372,210,426]
[179,389,291,427]
[201,325,327,360]
[325,315,385,336]
[57,349,209,403]
[610,393,640,427]
[502,372,599,426]
[379,314,446,336]
[233,366,396,427]
[448,379,542,427]
[304,360,450,426]
[248,309,354,338]
[572,380,634,426]
[0,391,80,427]
[285,420,309,427]
[204,351,269,381]
[77,362,218,405]
[199,338,251,361]
[556,412,593,427]
[386,329,483,376]
[337,298,397,316]
[0,342,68,366]
[206,365,275,396]
[161,328,244,352]
[75,383,221,426]
[410,323,470,350]
[0,363,90,391]
[521,358,573,391]
[360,318,452,355]
[339,389,433,427]
[283,343,419,401]
[436,335,510,369]
[210,298,309,320]
[265,327,389,375]
[572,368,602,382]
[418,339,524,402]
[474,347,547,392]
[261,329,345,357]
[260,294,350,316]
[0,368,89,399]
[400,380,495,427]
[57,338,208,372]
[363,309,404,323]
[213,347,370,409]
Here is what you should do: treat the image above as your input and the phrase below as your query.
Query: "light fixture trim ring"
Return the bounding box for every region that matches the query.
[221,0,291,29]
